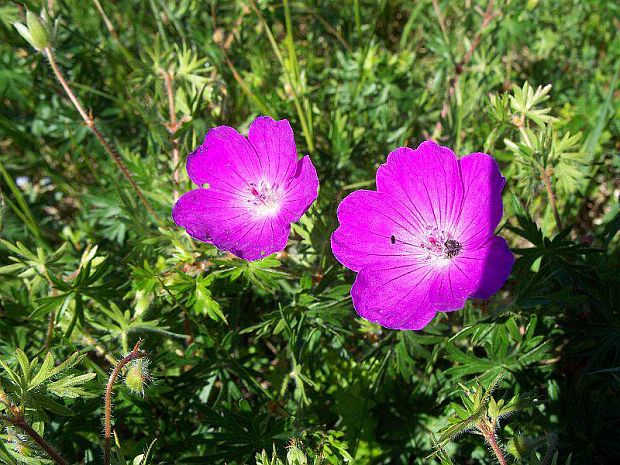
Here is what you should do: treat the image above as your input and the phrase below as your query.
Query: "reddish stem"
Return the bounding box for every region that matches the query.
[43,47,160,222]
[104,341,147,465]
[162,70,180,200]
[433,0,497,133]
[478,422,508,465]
[0,414,68,465]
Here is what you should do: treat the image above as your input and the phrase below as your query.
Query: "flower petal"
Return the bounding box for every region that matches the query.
[454,236,514,299]
[279,155,319,223]
[376,141,464,235]
[187,126,261,190]
[172,187,290,261]
[454,152,506,247]
[331,190,426,272]
[212,215,290,261]
[172,189,218,243]
[248,116,299,186]
[350,263,439,330]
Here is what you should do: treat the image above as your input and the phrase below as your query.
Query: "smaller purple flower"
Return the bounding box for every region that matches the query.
[331,141,514,330]
[172,116,319,261]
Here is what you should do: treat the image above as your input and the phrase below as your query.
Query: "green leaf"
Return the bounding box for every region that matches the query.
[47,373,97,398]
[15,349,31,383]
[29,392,75,416]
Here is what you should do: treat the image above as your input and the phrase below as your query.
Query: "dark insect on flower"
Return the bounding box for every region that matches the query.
[331,140,514,330]
[444,239,462,258]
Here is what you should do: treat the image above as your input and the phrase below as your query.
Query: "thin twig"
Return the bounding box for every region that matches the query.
[162,70,180,200]
[92,0,118,39]
[104,340,147,465]
[461,0,496,71]
[433,0,497,134]
[431,0,448,38]
[43,47,160,222]
[540,167,564,231]
[0,414,69,465]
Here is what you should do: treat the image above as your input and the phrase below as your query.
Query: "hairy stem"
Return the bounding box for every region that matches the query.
[43,47,160,222]
[479,422,508,465]
[540,167,564,231]
[162,70,180,200]
[104,341,147,465]
[0,414,68,465]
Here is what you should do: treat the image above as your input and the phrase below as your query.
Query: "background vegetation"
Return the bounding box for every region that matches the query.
[0,0,619,464]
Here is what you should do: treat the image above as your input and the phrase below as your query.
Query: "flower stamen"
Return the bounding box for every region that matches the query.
[247,181,282,217]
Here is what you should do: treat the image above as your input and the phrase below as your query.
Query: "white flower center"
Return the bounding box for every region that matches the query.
[245,181,282,217]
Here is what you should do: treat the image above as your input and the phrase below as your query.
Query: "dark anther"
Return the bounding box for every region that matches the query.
[444,239,462,258]
[390,235,396,244]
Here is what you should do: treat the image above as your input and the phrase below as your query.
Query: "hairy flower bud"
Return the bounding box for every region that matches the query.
[124,359,150,395]
[286,442,307,465]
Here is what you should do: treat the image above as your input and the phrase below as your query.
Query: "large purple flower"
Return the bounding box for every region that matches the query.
[331,141,514,330]
[172,116,319,261]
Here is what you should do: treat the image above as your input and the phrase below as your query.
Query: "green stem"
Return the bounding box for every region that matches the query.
[540,167,564,231]
[353,0,362,38]
[282,0,314,152]
[248,0,314,152]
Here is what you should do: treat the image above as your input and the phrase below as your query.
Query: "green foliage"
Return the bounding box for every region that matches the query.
[0,350,95,418]
[1,0,619,464]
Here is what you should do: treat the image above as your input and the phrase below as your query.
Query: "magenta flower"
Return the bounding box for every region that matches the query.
[172,116,319,261]
[331,141,514,330]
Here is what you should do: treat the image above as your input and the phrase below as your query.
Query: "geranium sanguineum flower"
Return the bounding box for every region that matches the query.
[172,116,319,261]
[331,141,514,330]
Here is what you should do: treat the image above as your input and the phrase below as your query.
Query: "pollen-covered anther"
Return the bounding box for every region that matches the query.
[417,228,461,260]
[443,239,463,258]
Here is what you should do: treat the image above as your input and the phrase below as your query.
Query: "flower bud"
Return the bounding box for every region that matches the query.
[286,444,307,465]
[125,359,150,395]
[26,11,50,49]
[14,11,50,51]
